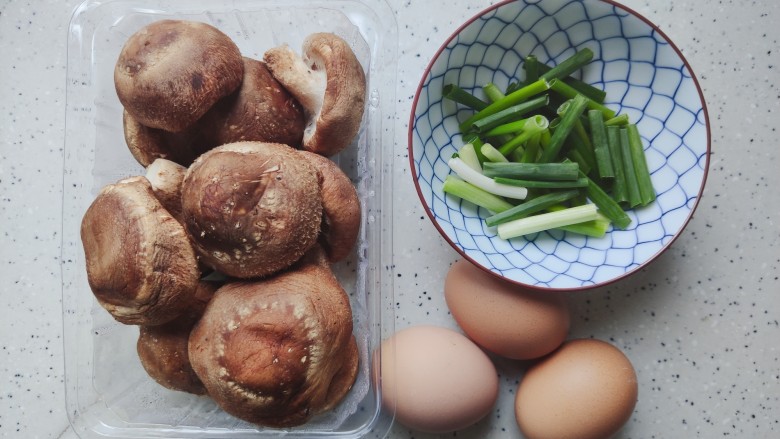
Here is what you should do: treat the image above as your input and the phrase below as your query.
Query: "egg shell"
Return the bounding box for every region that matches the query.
[515,338,638,439]
[444,259,570,360]
[376,325,498,433]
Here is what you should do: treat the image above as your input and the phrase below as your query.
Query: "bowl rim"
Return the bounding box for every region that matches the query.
[407,0,711,292]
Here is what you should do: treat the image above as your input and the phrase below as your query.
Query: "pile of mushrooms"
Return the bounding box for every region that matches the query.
[80,19,366,428]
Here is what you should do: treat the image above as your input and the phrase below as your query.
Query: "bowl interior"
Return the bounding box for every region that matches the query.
[410,0,709,290]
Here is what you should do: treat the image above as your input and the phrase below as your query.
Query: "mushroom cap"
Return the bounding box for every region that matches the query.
[298,151,361,262]
[202,57,306,147]
[264,33,366,156]
[180,141,323,278]
[188,252,355,427]
[80,176,200,326]
[136,280,220,395]
[115,20,244,132]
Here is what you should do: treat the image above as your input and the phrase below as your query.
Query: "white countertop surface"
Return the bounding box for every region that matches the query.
[1,0,779,438]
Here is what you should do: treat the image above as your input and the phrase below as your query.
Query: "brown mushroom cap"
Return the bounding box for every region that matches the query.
[80,176,200,326]
[202,57,306,147]
[264,33,366,156]
[180,141,322,278]
[188,250,355,427]
[114,20,244,132]
[298,151,361,262]
[136,280,221,395]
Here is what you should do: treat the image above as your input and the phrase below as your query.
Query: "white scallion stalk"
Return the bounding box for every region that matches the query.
[448,157,528,200]
[457,143,482,171]
[480,143,509,163]
[497,203,599,239]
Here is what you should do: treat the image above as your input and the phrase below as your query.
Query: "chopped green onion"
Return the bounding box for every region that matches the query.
[519,132,541,163]
[482,161,580,181]
[605,113,630,126]
[588,110,614,178]
[549,79,616,119]
[482,82,506,103]
[480,143,509,163]
[462,132,487,165]
[458,143,481,171]
[496,203,599,240]
[627,124,656,206]
[448,157,528,199]
[493,177,588,188]
[539,48,594,83]
[525,58,606,103]
[469,95,549,133]
[486,189,581,227]
[548,205,611,237]
[524,55,540,84]
[458,79,551,132]
[495,113,550,156]
[579,168,632,229]
[443,84,489,110]
[538,94,590,163]
[619,128,643,208]
[605,126,628,204]
[443,175,513,213]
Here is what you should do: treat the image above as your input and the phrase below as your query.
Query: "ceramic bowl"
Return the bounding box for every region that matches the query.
[409,0,710,291]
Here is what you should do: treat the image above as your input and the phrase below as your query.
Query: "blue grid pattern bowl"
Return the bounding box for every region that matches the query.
[409,0,710,291]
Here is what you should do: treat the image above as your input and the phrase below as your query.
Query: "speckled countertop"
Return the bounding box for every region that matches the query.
[1,0,778,438]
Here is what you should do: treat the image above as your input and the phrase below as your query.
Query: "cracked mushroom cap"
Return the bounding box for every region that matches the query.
[188,247,357,427]
[264,33,366,157]
[298,151,361,262]
[80,176,200,326]
[115,20,244,132]
[180,141,322,279]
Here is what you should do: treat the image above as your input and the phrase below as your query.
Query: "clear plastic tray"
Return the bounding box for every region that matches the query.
[61,0,397,437]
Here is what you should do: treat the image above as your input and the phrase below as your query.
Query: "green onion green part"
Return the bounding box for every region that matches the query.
[458,79,551,132]
[443,84,489,110]
[482,161,580,181]
[483,82,506,103]
[605,126,628,204]
[627,124,656,206]
[538,94,590,163]
[493,177,588,189]
[549,79,616,119]
[605,113,630,126]
[539,48,594,83]
[619,127,643,208]
[579,169,632,229]
[588,109,615,178]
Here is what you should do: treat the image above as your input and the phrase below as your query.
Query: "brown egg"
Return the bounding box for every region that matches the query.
[515,338,638,439]
[444,259,570,360]
[375,325,498,433]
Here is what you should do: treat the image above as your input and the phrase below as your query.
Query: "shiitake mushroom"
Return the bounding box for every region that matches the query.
[114,20,244,133]
[80,176,200,326]
[180,141,322,279]
[188,246,358,427]
[264,33,366,157]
